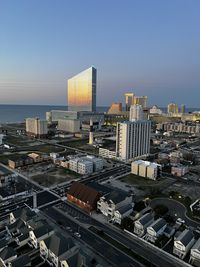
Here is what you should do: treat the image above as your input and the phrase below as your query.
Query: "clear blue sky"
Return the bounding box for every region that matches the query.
[0,0,200,107]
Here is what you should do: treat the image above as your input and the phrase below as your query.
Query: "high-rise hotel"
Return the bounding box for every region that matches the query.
[68,66,97,112]
[116,105,151,162]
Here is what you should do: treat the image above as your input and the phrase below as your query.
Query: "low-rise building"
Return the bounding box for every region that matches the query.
[173,229,195,259]
[97,190,132,223]
[9,207,36,225]
[8,254,31,267]
[40,232,81,267]
[190,238,200,266]
[146,218,167,243]
[69,156,103,174]
[0,247,17,265]
[131,160,161,180]
[99,148,116,159]
[67,181,101,213]
[134,213,154,237]
[77,159,93,175]
[0,172,16,188]
[29,224,54,249]
[8,156,33,169]
[28,153,44,163]
[58,119,80,133]
[113,204,133,225]
[171,165,189,177]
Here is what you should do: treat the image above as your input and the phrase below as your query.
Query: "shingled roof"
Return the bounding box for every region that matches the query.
[67,182,101,205]
[44,233,75,258]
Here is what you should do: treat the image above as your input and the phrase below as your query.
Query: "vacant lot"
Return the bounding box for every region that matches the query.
[31,167,81,187]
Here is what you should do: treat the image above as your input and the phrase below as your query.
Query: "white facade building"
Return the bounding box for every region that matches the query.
[77,160,93,175]
[129,104,143,121]
[25,118,48,137]
[190,238,200,265]
[134,213,154,237]
[97,191,132,224]
[146,218,167,243]
[69,155,103,174]
[116,120,151,162]
[173,229,195,259]
[149,105,162,115]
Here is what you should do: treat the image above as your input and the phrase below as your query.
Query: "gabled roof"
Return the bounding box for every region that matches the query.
[0,239,8,250]
[17,231,30,242]
[192,238,200,251]
[7,219,26,232]
[176,229,194,246]
[103,190,129,204]
[149,218,166,232]
[44,233,75,258]
[116,204,132,215]
[11,207,36,222]
[0,247,16,261]
[67,182,100,205]
[32,225,53,239]
[137,213,153,226]
[10,254,31,267]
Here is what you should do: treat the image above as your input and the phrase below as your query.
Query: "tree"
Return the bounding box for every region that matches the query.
[153,204,169,217]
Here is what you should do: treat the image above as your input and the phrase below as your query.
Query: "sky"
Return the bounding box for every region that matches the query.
[0,0,200,107]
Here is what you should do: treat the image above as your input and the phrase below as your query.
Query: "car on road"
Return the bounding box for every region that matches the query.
[74,232,81,238]
[176,218,185,224]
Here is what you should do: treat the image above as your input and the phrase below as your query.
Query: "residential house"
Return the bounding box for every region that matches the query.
[40,233,82,267]
[190,238,200,266]
[0,247,17,265]
[134,213,154,237]
[9,207,36,225]
[113,204,133,225]
[0,240,8,253]
[97,190,132,221]
[29,224,54,249]
[173,229,195,259]
[146,218,167,243]
[8,255,31,267]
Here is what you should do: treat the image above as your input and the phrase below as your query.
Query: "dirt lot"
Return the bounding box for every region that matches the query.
[30,166,81,187]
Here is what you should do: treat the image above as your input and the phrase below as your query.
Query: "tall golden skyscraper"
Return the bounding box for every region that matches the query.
[125,92,147,111]
[125,93,134,111]
[68,66,96,112]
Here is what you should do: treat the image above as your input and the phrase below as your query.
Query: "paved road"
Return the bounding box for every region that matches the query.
[42,201,190,267]
[42,206,144,267]
[150,197,200,228]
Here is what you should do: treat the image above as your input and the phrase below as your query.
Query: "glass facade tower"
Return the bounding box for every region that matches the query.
[68,66,96,112]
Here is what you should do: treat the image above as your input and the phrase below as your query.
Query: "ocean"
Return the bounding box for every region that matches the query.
[0,105,199,124]
[0,105,109,123]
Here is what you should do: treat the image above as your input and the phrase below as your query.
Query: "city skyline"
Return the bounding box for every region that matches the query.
[1,0,200,107]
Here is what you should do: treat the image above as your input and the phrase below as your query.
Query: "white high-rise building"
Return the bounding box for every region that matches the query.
[129,104,143,121]
[116,120,151,161]
[26,118,48,137]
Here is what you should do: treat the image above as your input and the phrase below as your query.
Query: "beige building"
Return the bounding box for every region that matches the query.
[167,103,179,114]
[131,160,160,180]
[26,118,48,137]
[57,119,80,133]
[107,102,123,114]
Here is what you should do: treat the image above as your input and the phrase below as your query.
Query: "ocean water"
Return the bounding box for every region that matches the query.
[0,105,109,123]
[0,105,199,123]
